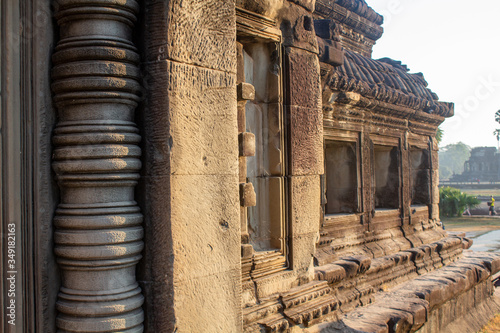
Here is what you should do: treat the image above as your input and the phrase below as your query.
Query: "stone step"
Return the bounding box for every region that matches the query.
[313,251,500,333]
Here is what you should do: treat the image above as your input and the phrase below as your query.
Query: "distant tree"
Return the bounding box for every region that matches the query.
[439,187,480,217]
[494,110,500,148]
[440,166,453,180]
[438,142,471,180]
[494,129,500,149]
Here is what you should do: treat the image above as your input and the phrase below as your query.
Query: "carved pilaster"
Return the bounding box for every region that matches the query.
[51,0,144,331]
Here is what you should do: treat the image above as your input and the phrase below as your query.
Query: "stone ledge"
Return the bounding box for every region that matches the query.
[315,220,449,265]
[314,251,500,333]
[243,236,480,331]
[316,234,467,285]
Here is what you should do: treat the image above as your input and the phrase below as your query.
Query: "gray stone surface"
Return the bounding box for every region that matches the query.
[51,0,145,331]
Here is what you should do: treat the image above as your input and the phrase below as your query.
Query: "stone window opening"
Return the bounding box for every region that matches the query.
[243,41,285,252]
[410,148,431,206]
[324,140,359,215]
[373,145,400,210]
[236,7,288,280]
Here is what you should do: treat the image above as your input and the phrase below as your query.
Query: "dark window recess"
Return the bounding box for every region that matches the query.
[410,149,431,205]
[325,141,358,214]
[373,146,400,209]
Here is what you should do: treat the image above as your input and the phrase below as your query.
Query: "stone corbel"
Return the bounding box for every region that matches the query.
[314,19,344,67]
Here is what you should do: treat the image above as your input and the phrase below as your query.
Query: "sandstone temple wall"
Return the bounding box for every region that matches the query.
[139,1,241,331]
[1,0,500,332]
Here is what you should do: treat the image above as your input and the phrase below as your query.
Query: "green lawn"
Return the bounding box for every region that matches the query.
[441,216,500,231]
[459,189,500,197]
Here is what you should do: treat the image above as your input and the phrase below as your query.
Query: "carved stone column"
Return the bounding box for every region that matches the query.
[51,0,144,331]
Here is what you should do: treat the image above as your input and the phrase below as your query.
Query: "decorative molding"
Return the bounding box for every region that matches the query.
[237,10,287,284]
[315,1,383,37]
[236,7,281,42]
[282,281,338,325]
[242,233,469,330]
[322,94,445,136]
[51,0,144,331]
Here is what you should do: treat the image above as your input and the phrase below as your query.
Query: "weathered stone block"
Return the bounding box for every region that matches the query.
[290,233,317,278]
[314,246,340,267]
[239,132,255,157]
[240,182,257,207]
[164,61,237,118]
[173,271,242,332]
[237,82,255,101]
[379,295,429,330]
[288,106,324,175]
[280,3,318,53]
[431,203,440,220]
[170,174,240,280]
[145,0,236,73]
[241,244,254,258]
[253,271,298,300]
[289,175,321,235]
[364,241,386,258]
[315,263,346,284]
[323,43,345,67]
[288,0,315,12]
[431,181,440,203]
[431,151,439,169]
[335,259,359,279]
[235,0,283,18]
[285,47,321,108]
[169,111,239,175]
[344,256,372,274]
[146,60,238,176]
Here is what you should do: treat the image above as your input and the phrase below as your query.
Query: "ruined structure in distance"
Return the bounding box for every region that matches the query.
[1,0,500,332]
[450,146,500,183]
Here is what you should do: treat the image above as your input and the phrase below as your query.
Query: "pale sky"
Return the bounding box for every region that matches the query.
[367,0,500,148]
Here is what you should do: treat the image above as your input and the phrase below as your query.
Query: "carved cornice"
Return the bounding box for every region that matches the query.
[338,27,376,58]
[52,0,144,331]
[315,0,383,41]
[323,91,446,135]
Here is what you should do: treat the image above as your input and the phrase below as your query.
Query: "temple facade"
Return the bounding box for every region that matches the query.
[1,0,500,332]
[451,146,500,182]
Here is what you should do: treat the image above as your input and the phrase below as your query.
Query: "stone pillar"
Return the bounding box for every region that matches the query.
[401,133,411,225]
[51,0,144,331]
[361,132,374,225]
[430,137,440,220]
[282,2,324,277]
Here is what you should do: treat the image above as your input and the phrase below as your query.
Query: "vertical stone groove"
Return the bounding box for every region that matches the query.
[51,0,144,331]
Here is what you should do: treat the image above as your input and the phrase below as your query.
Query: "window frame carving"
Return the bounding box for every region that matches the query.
[237,7,289,280]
